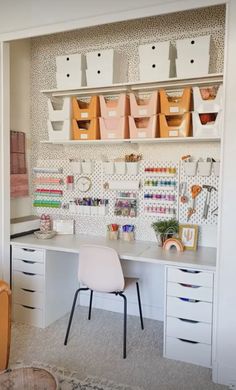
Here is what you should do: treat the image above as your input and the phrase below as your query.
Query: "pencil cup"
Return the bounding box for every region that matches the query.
[122,232,135,241]
[107,231,119,240]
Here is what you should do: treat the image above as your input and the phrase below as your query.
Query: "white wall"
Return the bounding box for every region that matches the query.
[214,0,236,386]
[10,40,32,218]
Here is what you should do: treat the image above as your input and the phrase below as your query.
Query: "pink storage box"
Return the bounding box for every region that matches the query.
[129,115,158,139]
[99,94,130,118]
[129,91,158,117]
[99,117,129,139]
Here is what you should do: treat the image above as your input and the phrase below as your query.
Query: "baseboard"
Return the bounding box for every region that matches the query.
[79,291,164,321]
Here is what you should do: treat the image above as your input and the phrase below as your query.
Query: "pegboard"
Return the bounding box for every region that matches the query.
[179,161,219,225]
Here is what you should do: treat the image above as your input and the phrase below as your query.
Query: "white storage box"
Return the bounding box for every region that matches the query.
[138,41,171,61]
[176,35,211,57]
[69,160,81,174]
[48,119,71,141]
[176,56,209,78]
[139,61,171,82]
[48,97,71,121]
[126,162,139,176]
[197,161,212,176]
[86,49,115,68]
[86,64,126,86]
[82,160,93,174]
[102,161,114,175]
[183,161,197,176]
[56,53,84,72]
[193,85,223,113]
[192,111,222,138]
[115,161,126,175]
[56,71,85,89]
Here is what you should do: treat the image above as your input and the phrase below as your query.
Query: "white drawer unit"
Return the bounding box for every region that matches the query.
[165,336,212,368]
[164,266,214,368]
[13,288,44,309]
[12,246,44,263]
[13,258,44,275]
[11,244,78,329]
[13,303,44,328]
[167,267,213,288]
[167,281,213,302]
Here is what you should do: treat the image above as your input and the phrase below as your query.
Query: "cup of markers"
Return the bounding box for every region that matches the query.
[121,224,135,241]
[107,224,119,240]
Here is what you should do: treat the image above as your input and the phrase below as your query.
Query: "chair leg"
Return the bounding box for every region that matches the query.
[119,293,127,359]
[88,290,93,320]
[136,282,144,330]
[64,287,89,345]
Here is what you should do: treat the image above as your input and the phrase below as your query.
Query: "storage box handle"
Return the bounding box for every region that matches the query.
[179,298,200,303]
[178,318,199,324]
[178,338,198,344]
[21,305,36,310]
[22,260,36,264]
[179,283,200,289]
[22,248,36,252]
[180,269,200,274]
[21,288,36,293]
[22,272,36,276]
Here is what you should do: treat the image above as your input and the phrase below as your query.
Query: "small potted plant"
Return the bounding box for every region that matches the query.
[152,219,179,247]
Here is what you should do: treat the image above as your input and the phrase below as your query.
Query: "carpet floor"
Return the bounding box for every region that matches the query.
[9,307,227,390]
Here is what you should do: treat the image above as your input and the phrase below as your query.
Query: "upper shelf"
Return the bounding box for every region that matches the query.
[41,137,221,145]
[41,73,223,98]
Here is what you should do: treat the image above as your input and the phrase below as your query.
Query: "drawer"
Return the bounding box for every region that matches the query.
[13,288,44,309]
[166,296,212,323]
[165,336,212,367]
[167,267,213,288]
[12,246,45,263]
[13,303,43,327]
[13,270,44,292]
[13,259,45,275]
[166,316,212,344]
[167,281,213,302]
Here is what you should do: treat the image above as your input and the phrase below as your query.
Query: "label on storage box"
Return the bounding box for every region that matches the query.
[108,133,115,139]
[170,107,179,113]
[169,130,179,137]
[138,132,147,138]
[81,112,89,119]
[108,111,117,117]
[139,109,147,116]
[80,134,88,139]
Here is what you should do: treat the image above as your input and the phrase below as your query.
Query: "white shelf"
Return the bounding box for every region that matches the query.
[41,137,221,145]
[144,213,176,218]
[41,73,223,97]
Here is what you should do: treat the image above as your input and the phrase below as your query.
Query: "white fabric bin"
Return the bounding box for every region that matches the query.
[139,60,171,81]
[192,111,222,138]
[138,41,171,61]
[193,85,223,113]
[48,120,71,141]
[48,97,71,121]
[86,49,115,68]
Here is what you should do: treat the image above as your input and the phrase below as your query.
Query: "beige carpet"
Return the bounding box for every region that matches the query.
[10,307,227,390]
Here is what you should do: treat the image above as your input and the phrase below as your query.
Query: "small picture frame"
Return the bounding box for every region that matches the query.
[179,224,198,251]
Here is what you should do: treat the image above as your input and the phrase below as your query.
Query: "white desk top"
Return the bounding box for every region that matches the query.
[11,234,217,271]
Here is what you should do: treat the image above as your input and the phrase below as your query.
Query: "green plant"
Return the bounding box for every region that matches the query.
[152,219,179,245]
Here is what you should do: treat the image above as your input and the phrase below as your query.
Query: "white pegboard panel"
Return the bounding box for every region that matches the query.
[179,161,219,225]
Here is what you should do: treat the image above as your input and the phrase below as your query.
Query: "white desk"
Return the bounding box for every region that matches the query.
[11,233,216,270]
[11,234,216,368]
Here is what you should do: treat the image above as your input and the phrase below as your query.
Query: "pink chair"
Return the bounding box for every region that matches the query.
[64,245,144,358]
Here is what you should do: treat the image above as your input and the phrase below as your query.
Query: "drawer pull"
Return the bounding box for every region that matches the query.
[179,298,200,303]
[22,272,36,276]
[21,288,36,293]
[178,338,198,344]
[180,269,200,274]
[22,248,36,252]
[179,283,199,288]
[178,318,199,324]
[21,305,36,310]
[22,260,36,264]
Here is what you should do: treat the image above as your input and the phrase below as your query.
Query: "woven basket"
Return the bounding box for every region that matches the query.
[34,231,56,239]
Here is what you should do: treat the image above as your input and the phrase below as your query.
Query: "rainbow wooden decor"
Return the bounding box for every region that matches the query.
[163,238,184,252]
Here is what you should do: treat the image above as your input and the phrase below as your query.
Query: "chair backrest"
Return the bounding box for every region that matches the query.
[78,245,125,293]
[0,280,11,372]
